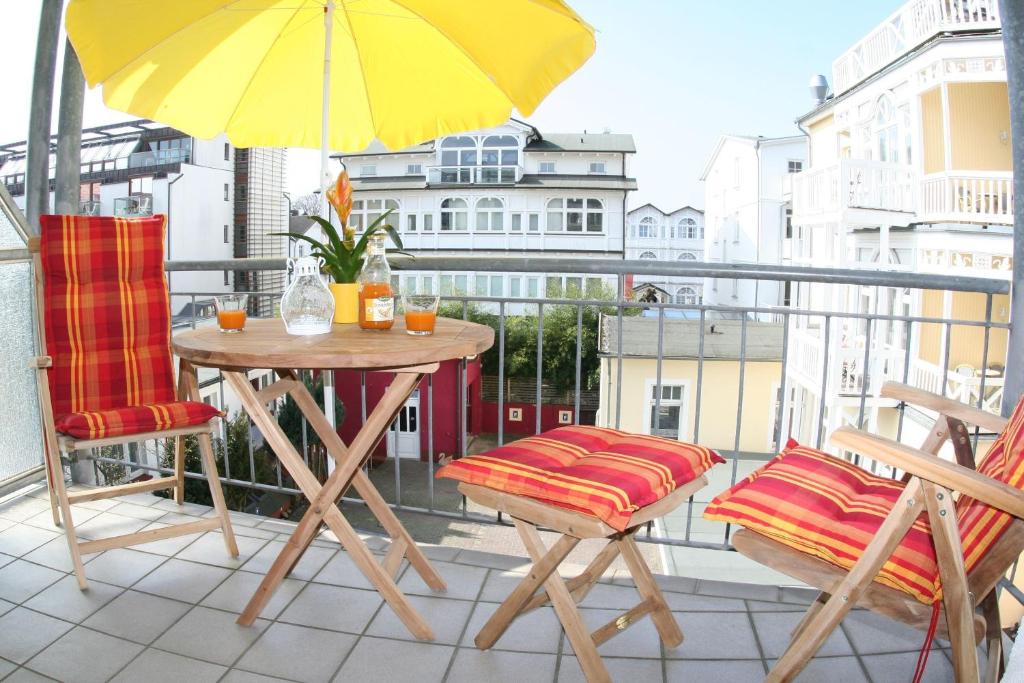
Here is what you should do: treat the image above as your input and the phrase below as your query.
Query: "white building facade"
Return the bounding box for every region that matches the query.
[331,120,636,301]
[700,134,807,316]
[783,0,1012,447]
[625,204,704,305]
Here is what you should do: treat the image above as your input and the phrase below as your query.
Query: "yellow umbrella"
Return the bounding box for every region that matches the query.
[66,0,595,192]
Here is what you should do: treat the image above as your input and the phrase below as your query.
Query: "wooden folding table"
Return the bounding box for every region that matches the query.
[173,317,494,639]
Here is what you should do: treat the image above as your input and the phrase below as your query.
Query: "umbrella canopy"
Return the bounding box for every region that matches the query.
[66,0,595,159]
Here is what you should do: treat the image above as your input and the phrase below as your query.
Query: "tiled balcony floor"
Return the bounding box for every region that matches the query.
[0,483,969,682]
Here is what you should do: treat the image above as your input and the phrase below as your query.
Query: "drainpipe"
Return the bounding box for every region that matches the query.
[165,173,184,295]
[54,39,84,215]
[1000,0,1024,415]
[25,0,62,233]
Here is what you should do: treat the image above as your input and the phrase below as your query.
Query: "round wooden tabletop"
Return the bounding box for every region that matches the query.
[173,317,495,370]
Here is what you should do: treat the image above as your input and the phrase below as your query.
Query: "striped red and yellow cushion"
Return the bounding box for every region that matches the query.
[39,215,176,418]
[437,425,722,531]
[956,395,1024,571]
[704,444,942,604]
[54,400,222,440]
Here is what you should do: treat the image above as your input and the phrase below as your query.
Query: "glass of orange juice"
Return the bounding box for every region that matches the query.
[215,294,248,333]
[402,295,440,336]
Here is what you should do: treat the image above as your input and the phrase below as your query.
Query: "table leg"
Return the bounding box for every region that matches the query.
[282,370,446,591]
[224,370,436,640]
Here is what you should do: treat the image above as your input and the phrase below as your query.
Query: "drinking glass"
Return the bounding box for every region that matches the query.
[215,294,248,333]
[402,294,440,336]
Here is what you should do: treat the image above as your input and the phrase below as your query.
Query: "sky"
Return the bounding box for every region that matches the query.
[0,0,899,210]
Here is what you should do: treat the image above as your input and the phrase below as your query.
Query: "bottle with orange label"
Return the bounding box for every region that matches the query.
[357,233,395,330]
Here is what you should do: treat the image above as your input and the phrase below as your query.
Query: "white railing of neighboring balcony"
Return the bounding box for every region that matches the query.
[920,171,1015,224]
[792,159,916,219]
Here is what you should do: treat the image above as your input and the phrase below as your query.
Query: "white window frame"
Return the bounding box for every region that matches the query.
[538,161,556,174]
[406,163,423,175]
[787,159,803,174]
[440,198,468,231]
[360,164,377,177]
[642,379,690,442]
[475,197,504,232]
[406,214,417,232]
[350,198,400,231]
[639,251,657,260]
[637,216,656,239]
[589,161,606,174]
[545,197,604,234]
[674,286,699,305]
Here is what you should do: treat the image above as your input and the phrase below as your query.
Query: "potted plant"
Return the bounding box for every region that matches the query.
[275,169,404,324]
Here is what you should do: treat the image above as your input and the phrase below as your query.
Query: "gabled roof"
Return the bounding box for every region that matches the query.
[698,133,806,181]
[525,133,635,154]
[628,203,703,216]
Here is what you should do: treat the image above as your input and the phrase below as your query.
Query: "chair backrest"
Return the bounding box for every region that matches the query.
[38,214,175,416]
[957,395,1024,583]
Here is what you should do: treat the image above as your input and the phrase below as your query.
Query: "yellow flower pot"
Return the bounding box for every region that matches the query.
[330,282,359,324]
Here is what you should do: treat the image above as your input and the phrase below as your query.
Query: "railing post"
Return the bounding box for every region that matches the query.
[55,39,85,216]
[1000,0,1024,416]
[25,0,62,232]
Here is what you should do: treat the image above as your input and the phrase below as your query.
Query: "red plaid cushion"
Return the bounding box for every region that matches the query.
[39,215,181,432]
[957,395,1024,570]
[704,442,941,604]
[437,425,722,531]
[54,401,221,439]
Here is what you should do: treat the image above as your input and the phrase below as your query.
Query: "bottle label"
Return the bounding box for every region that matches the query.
[364,296,394,322]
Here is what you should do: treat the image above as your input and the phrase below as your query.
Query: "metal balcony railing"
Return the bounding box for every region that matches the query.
[832,0,1002,95]
[426,164,522,185]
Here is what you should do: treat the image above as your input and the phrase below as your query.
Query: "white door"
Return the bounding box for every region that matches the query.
[388,390,420,459]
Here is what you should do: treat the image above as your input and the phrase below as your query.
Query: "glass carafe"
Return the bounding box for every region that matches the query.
[358,234,394,330]
[281,256,334,335]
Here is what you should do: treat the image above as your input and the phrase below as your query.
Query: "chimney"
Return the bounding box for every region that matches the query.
[809,74,829,106]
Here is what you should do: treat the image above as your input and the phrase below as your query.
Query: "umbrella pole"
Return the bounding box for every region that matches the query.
[319,0,335,216]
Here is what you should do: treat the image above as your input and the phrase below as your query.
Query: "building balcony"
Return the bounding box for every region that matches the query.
[832,0,1002,96]
[920,171,1014,225]
[113,194,153,218]
[790,159,916,226]
[425,164,522,185]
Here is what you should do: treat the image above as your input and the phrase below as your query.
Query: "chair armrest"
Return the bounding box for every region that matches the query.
[29,356,52,369]
[880,381,1007,434]
[830,426,1024,520]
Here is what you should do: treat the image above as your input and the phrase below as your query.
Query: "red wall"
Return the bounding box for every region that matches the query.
[333,358,481,461]
[481,401,575,437]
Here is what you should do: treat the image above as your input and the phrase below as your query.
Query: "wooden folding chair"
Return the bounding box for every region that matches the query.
[705,381,1024,683]
[30,214,238,588]
[438,425,722,683]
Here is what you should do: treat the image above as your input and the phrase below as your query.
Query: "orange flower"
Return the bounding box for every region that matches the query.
[326,168,353,226]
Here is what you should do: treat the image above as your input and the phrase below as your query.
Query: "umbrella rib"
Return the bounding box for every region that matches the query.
[93,0,245,88]
[336,3,378,137]
[383,0,517,109]
[221,3,308,136]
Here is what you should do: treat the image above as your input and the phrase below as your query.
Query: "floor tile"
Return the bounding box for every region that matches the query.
[570,608,664,659]
[73,512,150,540]
[860,650,956,683]
[312,550,378,590]
[558,655,661,682]
[25,626,143,683]
[765,655,869,682]
[842,609,939,654]
[175,530,267,568]
[0,608,73,664]
[665,611,762,660]
[83,589,191,644]
[79,548,166,587]
[222,670,294,682]
[332,637,453,683]
[22,574,122,622]
[0,658,15,678]
[278,583,382,633]
[106,502,168,522]
[478,572,529,604]
[0,598,15,616]
[0,551,14,568]
[0,497,52,523]
[22,505,99,531]
[3,666,60,682]
[153,606,268,666]
[114,491,164,507]
[661,591,749,612]
[449,649,556,683]
[367,593,472,645]
[110,648,227,683]
[200,570,305,619]
[241,540,335,581]
[150,498,211,515]
[398,560,487,601]
[133,557,232,603]
[667,658,767,681]
[236,622,357,683]
[460,603,563,653]
[20,536,85,574]
[753,611,854,658]
[577,582,643,610]
[0,559,64,603]
[0,524,59,557]
[696,579,780,601]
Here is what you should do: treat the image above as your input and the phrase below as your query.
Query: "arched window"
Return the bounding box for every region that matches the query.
[350,198,400,231]
[475,197,504,231]
[874,94,899,163]
[675,286,699,305]
[440,136,477,168]
[638,216,656,238]
[678,252,697,261]
[440,198,468,231]
[678,217,701,240]
[639,251,657,260]
[547,198,604,233]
